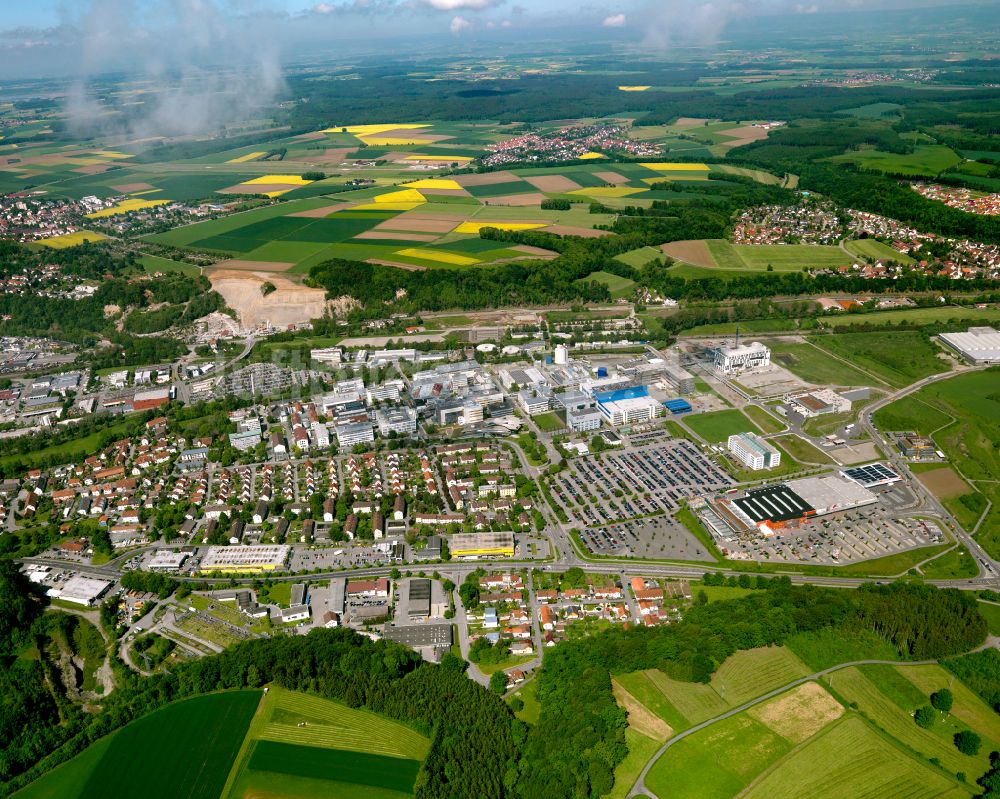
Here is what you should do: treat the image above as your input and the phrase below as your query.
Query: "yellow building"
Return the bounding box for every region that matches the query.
[450,532,515,559]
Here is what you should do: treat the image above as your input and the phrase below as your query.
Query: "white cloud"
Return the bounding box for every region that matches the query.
[450,14,473,31]
[425,0,502,10]
[602,13,627,26]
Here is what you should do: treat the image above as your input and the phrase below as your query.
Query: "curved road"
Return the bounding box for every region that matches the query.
[626,657,937,799]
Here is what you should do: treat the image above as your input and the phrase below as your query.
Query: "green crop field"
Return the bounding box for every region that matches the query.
[614,671,692,732]
[684,409,761,443]
[15,691,262,799]
[843,239,915,264]
[710,647,810,706]
[577,269,638,298]
[828,144,963,177]
[809,332,949,388]
[138,254,203,275]
[645,712,791,799]
[614,247,664,269]
[741,716,964,799]
[223,686,429,799]
[829,666,990,775]
[705,240,848,272]
[768,340,879,386]
[643,669,729,725]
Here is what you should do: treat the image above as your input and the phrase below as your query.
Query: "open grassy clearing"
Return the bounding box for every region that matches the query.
[705,240,848,272]
[612,680,674,740]
[0,421,134,471]
[684,409,762,443]
[533,411,565,432]
[902,663,1000,744]
[786,627,902,671]
[809,332,949,389]
[768,340,884,386]
[741,404,785,434]
[977,602,1000,636]
[605,728,664,799]
[577,269,637,298]
[747,681,844,744]
[613,671,692,732]
[919,545,979,580]
[773,434,834,464]
[643,669,730,726]
[827,144,963,177]
[741,716,966,799]
[509,678,541,725]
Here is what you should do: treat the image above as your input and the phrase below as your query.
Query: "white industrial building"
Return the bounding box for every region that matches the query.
[335,420,375,447]
[311,347,343,365]
[56,576,112,605]
[713,341,771,375]
[597,396,664,427]
[146,550,189,571]
[786,389,852,418]
[517,389,552,416]
[728,432,782,470]
[567,406,603,432]
[199,545,291,574]
[376,406,418,436]
[939,327,1000,364]
[554,344,569,365]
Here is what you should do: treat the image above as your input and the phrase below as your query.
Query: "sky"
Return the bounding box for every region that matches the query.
[0,0,994,82]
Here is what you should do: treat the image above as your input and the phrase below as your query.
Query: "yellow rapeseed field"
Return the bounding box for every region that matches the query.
[241,175,313,186]
[226,151,266,164]
[340,124,431,135]
[578,152,605,160]
[639,162,710,171]
[396,248,480,266]
[374,189,426,204]
[401,179,464,190]
[618,85,651,91]
[86,199,170,218]
[452,222,546,234]
[404,154,472,162]
[37,231,108,248]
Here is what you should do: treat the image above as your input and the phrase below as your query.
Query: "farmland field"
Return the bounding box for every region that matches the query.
[684,409,762,442]
[645,712,791,799]
[578,269,637,298]
[828,144,963,177]
[705,240,848,272]
[223,686,429,799]
[843,238,915,264]
[741,716,965,799]
[15,691,262,799]
[710,647,810,706]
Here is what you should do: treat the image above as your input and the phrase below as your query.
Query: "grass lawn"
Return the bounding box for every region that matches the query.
[773,434,834,464]
[475,653,536,676]
[920,545,979,580]
[643,669,729,726]
[614,671,692,732]
[741,716,964,799]
[843,239,915,264]
[613,247,664,269]
[768,341,880,387]
[509,678,541,725]
[605,728,663,799]
[978,602,1000,636]
[742,405,785,434]
[695,584,754,603]
[684,409,761,443]
[533,411,565,433]
[576,269,637,299]
[30,691,263,799]
[137,254,203,275]
[704,240,847,272]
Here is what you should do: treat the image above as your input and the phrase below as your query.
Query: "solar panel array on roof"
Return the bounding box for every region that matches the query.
[843,463,902,486]
[733,485,814,524]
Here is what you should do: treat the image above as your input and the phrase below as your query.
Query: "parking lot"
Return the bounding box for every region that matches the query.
[719,507,945,566]
[553,440,733,560]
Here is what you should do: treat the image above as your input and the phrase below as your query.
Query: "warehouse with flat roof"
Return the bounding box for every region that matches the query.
[939,327,1000,364]
[199,545,290,574]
